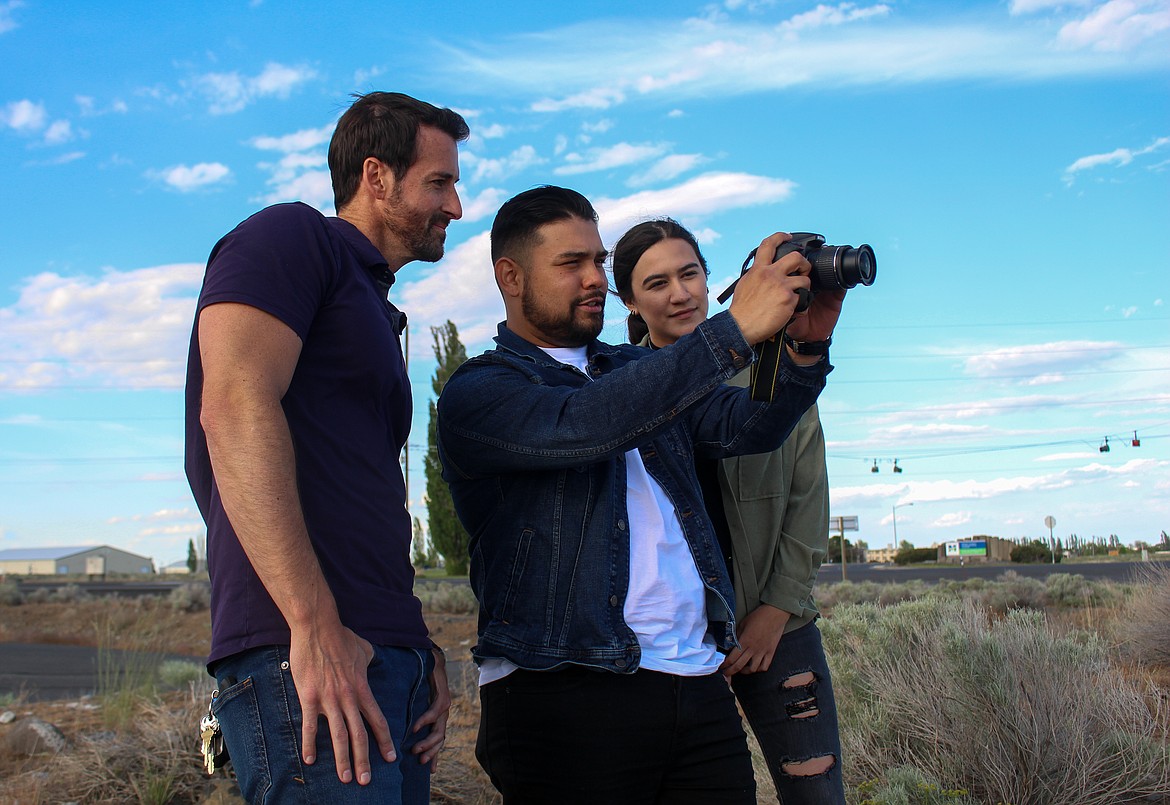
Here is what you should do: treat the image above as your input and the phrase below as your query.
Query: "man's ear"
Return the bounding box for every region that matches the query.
[361,157,396,201]
[495,257,524,300]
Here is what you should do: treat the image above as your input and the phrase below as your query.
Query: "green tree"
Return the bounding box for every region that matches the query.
[425,320,470,575]
[411,516,439,569]
[186,538,198,574]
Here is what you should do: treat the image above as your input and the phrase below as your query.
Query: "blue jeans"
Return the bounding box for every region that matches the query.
[729,620,845,805]
[210,644,434,804]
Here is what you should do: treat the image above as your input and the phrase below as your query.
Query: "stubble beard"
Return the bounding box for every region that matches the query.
[521,285,604,347]
[384,190,447,263]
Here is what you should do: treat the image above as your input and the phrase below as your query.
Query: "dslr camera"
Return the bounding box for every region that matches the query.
[717,232,876,311]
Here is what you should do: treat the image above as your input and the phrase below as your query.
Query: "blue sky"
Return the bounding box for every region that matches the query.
[1,0,1167,567]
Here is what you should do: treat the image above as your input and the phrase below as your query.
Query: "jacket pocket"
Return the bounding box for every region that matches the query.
[499,527,534,624]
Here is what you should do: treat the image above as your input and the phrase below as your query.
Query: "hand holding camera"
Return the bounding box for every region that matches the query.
[721,231,875,345]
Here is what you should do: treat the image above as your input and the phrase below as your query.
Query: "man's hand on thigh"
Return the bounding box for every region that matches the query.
[290,623,396,785]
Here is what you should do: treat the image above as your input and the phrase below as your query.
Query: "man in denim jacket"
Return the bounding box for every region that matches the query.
[437,186,845,803]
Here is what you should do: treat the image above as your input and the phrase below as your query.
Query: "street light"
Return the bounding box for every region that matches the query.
[892,501,914,546]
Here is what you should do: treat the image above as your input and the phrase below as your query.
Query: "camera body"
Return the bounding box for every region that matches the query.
[772,232,876,296]
[715,232,876,311]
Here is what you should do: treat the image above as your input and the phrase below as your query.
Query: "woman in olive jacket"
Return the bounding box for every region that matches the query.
[612,218,846,805]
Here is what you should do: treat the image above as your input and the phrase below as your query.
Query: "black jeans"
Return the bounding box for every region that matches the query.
[477,666,756,804]
[730,621,845,804]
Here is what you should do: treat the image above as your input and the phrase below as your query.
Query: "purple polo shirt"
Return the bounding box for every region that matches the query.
[185,202,429,665]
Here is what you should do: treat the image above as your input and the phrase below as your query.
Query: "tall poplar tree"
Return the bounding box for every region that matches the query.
[425,320,470,575]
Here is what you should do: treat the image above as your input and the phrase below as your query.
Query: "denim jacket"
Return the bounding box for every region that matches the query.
[436,311,829,673]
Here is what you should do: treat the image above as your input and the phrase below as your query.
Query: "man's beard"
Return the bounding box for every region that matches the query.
[384,193,447,263]
[521,284,605,347]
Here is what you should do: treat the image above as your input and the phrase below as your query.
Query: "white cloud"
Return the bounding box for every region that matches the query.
[533,85,627,112]
[628,153,708,186]
[149,162,232,192]
[0,0,23,34]
[1058,0,1170,50]
[592,171,797,240]
[1010,0,1094,13]
[192,62,317,115]
[582,119,614,134]
[963,340,1124,377]
[1,99,46,133]
[1063,135,1170,181]
[556,142,668,176]
[778,2,892,33]
[439,8,1170,112]
[460,187,509,223]
[43,119,74,144]
[464,145,544,183]
[932,511,974,528]
[0,264,204,391]
[397,231,504,352]
[250,124,333,153]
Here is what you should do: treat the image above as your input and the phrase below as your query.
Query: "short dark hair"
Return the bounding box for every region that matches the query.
[328,91,470,210]
[611,218,709,343]
[490,186,598,266]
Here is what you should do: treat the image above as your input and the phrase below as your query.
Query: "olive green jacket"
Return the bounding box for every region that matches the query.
[637,335,829,634]
[719,370,829,633]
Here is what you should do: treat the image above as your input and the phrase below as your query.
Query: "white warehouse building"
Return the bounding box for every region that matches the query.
[0,545,155,576]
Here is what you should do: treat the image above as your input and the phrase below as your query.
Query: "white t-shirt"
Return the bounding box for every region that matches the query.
[479,346,719,685]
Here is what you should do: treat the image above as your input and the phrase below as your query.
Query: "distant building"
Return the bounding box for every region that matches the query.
[0,545,155,576]
[868,546,899,564]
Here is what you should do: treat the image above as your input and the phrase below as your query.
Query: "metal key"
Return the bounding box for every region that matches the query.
[200,712,220,774]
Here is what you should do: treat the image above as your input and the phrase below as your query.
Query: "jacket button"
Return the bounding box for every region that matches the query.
[616,519,627,531]
[609,595,619,606]
[615,658,627,669]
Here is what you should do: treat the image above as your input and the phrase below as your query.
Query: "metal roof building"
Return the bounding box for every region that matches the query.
[0,545,155,576]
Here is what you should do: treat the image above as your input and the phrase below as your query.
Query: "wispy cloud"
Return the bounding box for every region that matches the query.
[441,5,1169,113]
[191,62,317,115]
[1058,0,1170,50]
[1063,135,1170,183]
[963,340,1126,378]
[148,162,232,192]
[628,153,708,187]
[0,0,23,34]
[464,144,544,183]
[555,142,668,176]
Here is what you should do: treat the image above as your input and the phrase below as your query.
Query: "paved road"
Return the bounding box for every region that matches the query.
[0,643,206,701]
[817,559,1164,585]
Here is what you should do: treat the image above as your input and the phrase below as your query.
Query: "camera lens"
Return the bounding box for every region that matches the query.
[809,244,876,290]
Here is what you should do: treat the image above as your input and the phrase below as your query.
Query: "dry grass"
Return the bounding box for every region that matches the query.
[3,575,1169,804]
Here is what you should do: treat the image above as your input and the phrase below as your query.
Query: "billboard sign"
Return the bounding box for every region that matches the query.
[958,540,987,556]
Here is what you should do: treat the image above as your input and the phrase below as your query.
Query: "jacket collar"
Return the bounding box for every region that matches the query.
[493,322,625,368]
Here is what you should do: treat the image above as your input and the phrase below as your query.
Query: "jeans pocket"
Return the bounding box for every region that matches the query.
[212,676,272,803]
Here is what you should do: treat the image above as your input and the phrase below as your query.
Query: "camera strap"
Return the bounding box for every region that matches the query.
[749,332,786,403]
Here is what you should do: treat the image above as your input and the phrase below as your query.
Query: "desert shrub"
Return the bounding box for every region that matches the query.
[49,583,91,604]
[158,659,211,691]
[855,766,981,805]
[816,580,888,611]
[1122,562,1170,669]
[821,597,1170,805]
[977,570,1046,612]
[0,579,22,605]
[877,580,930,606]
[415,580,478,614]
[168,581,211,613]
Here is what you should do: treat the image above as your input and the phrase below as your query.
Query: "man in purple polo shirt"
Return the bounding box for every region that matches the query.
[185,92,468,803]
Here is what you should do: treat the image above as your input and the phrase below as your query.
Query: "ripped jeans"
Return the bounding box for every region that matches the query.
[729,620,845,805]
